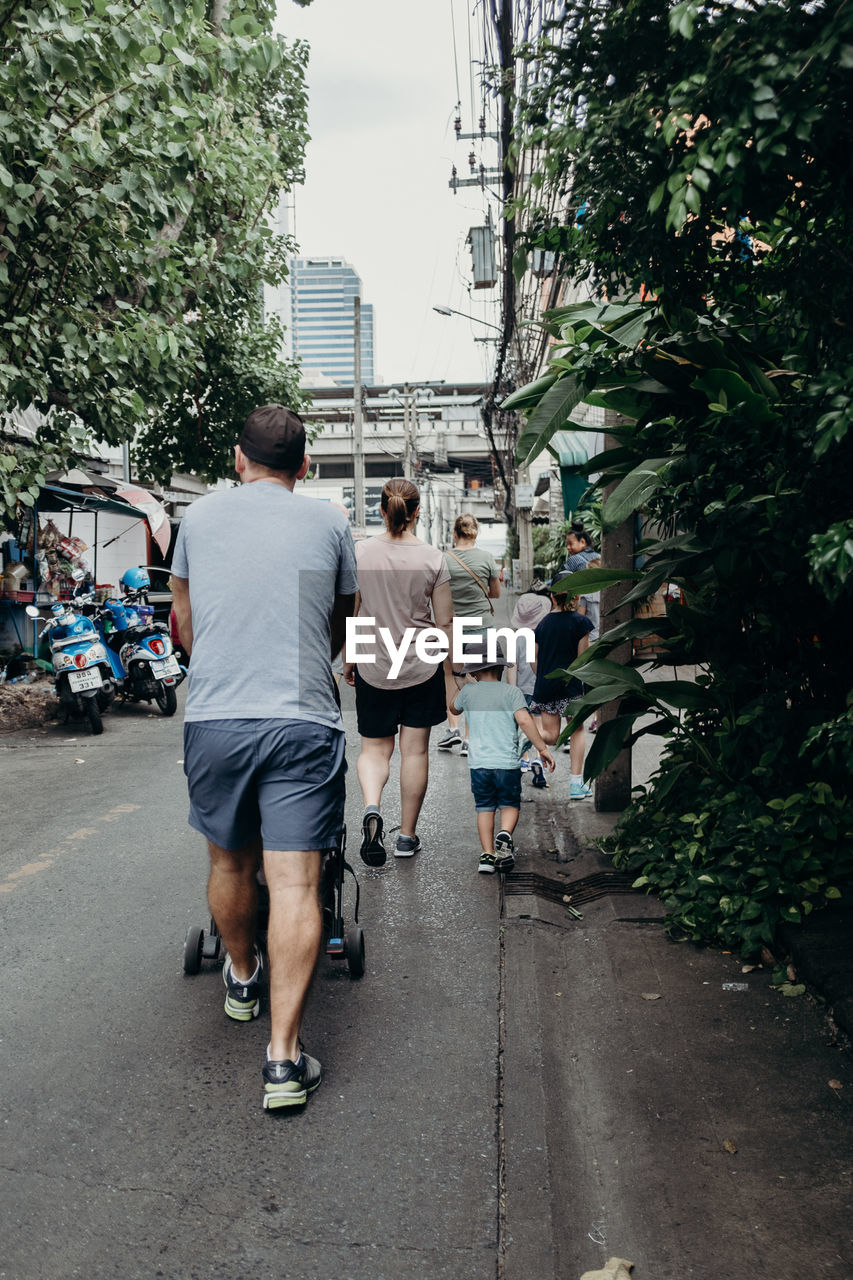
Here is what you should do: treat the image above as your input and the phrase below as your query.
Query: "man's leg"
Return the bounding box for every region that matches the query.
[263,848,322,1064]
[207,838,261,980]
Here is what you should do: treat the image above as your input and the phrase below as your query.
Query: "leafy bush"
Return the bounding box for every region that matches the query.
[503,0,853,954]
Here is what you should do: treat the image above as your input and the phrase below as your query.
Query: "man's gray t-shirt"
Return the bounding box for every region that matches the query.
[172,483,358,729]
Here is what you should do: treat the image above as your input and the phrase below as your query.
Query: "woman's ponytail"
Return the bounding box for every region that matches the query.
[381,477,420,536]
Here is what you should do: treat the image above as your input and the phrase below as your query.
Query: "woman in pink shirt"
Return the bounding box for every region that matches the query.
[344,478,454,866]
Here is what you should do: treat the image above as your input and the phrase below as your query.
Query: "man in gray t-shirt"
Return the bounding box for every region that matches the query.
[171,404,357,1113]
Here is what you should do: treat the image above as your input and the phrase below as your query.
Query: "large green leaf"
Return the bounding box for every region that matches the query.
[514,376,585,466]
[648,681,716,711]
[549,567,642,596]
[583,714,637,780]
[500,371,559,412]
[573,658,646,691]
[602,457,671,529]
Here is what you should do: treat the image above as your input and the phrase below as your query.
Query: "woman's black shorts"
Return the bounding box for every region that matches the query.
[354,665,447,738]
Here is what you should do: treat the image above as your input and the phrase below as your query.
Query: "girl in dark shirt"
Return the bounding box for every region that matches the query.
[532,586,594,799]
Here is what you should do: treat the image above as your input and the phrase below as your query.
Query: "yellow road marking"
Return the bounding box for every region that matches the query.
[1,803,144,896]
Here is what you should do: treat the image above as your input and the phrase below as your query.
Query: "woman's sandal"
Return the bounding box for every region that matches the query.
[360,810,386,867]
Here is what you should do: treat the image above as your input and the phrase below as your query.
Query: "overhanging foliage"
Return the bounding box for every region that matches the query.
[1,0,309,519]
[509,0,853,955]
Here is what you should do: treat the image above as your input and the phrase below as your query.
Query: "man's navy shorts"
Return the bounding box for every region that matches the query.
[183,718,346,852]
[470,767,522,813]
[354,665,446,739]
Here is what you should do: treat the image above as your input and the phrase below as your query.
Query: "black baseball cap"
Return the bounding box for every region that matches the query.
[238,404,306,472]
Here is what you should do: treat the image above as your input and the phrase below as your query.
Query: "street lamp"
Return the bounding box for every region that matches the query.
[433,304,502,332]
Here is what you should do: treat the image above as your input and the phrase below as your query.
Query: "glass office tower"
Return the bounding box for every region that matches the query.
[289,256,375,384]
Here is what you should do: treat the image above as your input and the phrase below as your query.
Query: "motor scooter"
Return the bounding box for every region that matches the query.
[25,597,114,735]
[93,567,184,716]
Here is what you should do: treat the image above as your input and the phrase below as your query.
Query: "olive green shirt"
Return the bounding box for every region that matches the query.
[444,547,498,620]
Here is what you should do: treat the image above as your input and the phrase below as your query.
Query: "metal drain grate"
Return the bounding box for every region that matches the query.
[501,868,639,908]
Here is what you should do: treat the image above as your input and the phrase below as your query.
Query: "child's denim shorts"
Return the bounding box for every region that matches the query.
[470,767,522,812]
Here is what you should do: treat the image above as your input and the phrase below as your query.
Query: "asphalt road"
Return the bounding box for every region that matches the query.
[3,666,853,1280]
[0,686,502,1280]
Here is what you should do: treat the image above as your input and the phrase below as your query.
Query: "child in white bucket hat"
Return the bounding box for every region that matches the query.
[450,638,555,874]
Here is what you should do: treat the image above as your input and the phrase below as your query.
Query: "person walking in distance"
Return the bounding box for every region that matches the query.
[438,513,501,756]
[171,405,357,1113]
[531,581,594,799]
[344,478,454,863]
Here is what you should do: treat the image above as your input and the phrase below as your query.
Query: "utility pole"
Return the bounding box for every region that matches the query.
[516,467,534,590]
[595,420,635,812]
[402,385,415,480]
[352,297,365,528]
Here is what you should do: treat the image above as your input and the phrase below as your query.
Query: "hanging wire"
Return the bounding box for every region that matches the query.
[449,0,463,111]
[467,0,480,132]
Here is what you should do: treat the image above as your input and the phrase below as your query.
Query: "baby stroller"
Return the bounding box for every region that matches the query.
[182,824,365,980]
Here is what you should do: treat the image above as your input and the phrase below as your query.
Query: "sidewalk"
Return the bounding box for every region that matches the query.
[496,622,853,1279]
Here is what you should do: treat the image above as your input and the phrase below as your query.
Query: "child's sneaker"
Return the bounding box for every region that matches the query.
[569,781,594,800]
[223,949,263,1022]
[494,830,515,871]
[478,851,497,874]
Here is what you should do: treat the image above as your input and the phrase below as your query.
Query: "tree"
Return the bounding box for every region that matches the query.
[505,0,853,954]
[0,0,309,519]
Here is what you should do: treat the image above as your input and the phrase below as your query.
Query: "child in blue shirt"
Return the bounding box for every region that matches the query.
[451,642,555,874]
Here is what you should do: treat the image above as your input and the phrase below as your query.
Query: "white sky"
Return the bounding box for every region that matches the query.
[275,0,502,387]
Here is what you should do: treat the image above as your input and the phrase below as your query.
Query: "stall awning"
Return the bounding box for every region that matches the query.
[547,430,589,469]
[547,429,592,519]
[38,483,149,519]
[39,472,170,552]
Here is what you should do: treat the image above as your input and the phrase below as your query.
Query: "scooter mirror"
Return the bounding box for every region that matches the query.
[25,605,40,619]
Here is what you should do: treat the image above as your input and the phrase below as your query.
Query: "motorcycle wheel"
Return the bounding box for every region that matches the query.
[155,683,178,717]
[85,698,104,735]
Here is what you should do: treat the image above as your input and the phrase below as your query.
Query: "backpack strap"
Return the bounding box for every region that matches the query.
[447,550,495,615]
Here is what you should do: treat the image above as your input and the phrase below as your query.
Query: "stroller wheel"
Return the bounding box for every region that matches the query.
[183,925,205,975]
[345,925,365,979]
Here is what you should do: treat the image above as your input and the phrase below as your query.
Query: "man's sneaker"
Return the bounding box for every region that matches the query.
[262,1050,322,1111]
[478,852,497,874]
[562,741,572,753]
[437,729,463,751]
[530,761,548,789]
[460,740,469,757]
[223,950,262,1022]
[360,807,386,866]
[395,834,421,858]
[494,830,515,871]
[520,758,531,773]
[570,781,594,800]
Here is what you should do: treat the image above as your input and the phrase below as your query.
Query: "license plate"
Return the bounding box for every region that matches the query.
[68,668,103,692]
[152,656,180,678]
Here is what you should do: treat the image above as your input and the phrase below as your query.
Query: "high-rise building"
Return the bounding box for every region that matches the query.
[289,256,375,384]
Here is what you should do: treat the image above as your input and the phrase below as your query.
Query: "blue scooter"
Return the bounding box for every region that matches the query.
[26,596,114,735]
[93,567,183,716]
